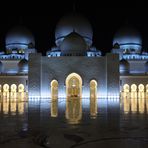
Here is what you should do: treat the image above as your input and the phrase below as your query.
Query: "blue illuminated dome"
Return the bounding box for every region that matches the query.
[55,13,93,47]
[113,26,142,53]
[6,26,35,50]
[120,59,129,74]
[60,32,88,56]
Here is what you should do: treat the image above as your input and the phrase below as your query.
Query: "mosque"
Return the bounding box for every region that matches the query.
[0,13,148,100]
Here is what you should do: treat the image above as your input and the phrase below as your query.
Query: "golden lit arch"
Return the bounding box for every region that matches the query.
[131,84,137,92]
[138,84,144,92]
[123,84,130,92]
[0,84,1,92]
[51,80,58,100]
[11,84,17,92]
[90,80,97,98]
[65,73,82,99]
[3,84,9,92]
[18,84,24,92]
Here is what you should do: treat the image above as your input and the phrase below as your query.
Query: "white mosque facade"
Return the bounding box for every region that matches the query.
[0,14,148,100]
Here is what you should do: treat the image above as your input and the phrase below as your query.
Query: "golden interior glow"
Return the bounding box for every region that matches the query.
[65,98,82,124]
[138,84,144,92]
[123,84,130,92]
[11,84,17,92]
[18,84,24,93]
[3,84,9,92]
[131,84,137,92]
[66,73,82,99]
[18,102,24,115]
[90,80,97,98]
[51,80,58,100]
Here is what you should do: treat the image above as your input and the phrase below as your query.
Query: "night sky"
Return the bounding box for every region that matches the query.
[0,2,147,55]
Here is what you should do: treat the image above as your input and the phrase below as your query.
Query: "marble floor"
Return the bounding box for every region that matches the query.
[0,95,148,147]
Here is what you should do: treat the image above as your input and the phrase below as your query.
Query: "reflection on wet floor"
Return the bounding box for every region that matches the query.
[0,92,28,116]
[65,98,82,124]
[121,92,148,114]
[1,93,148,122]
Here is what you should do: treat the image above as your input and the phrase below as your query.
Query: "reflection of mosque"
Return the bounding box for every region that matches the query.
[0,13,148,104]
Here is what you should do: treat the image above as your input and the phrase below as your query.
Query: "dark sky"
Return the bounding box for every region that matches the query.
[0,2,147,55]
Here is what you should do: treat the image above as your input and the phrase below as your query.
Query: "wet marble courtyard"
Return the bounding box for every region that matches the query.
[0,93,148,147]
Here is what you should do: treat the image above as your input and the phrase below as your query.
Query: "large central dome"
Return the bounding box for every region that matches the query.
[55,13,93,47]
[60,32,87,56]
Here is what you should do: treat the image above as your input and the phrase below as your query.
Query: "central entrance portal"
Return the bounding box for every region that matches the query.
[66,73,82,99]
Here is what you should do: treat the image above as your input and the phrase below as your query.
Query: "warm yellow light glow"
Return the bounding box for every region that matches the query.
[90,80,97,98]
[146,84,148,93]
[10,101,17,115]
[51,100,58,117]
[138,84,144,92]
[18,84,24,93]
[123,84,130,92]
[11,84,17,92]
[3,84,9,92]
[131,84,137,92]
[66,73,82,99]
[65,98,82,124]
[18,102,24,115]
[138,97,145,114]
[123,97,130,114]
[3,101,9,114]
[0,85,2,92]
[90,97,97,118]
[131,97,137,113]
[51,80,58,100]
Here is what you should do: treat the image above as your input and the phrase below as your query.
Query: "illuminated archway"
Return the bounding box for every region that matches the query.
[18,84,24,92]
[138,84,144,92]
[11,84,17,92]
[51,80,58,100]
[131,84,137,92]
[123,84,130,92]
[0,85,1,92]
[66,73,82,99]
[3,84,9,92]
[90,80,97,98]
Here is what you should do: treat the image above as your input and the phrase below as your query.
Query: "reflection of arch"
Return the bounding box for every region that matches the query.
[66,73,82,98]
[123,84,129,92]
[51,100,58,117]
[65,99,82,124]
[51,80,58,100]
[131,84,137,92]
[18,84,24,92]
[90,80,97,98]
[146,84,148,92]
[138,84,144,92]
[3,84,9,92]
[11,84,17,92]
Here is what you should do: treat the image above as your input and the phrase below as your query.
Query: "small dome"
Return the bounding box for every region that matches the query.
[145,61,148,73]
[120,59,129,74]
[55,13,93,47]
[60,32,87,56]
[0,61,3,73]
[113,26,142,53]
[6,26,35,50]
[18,59,28,73]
